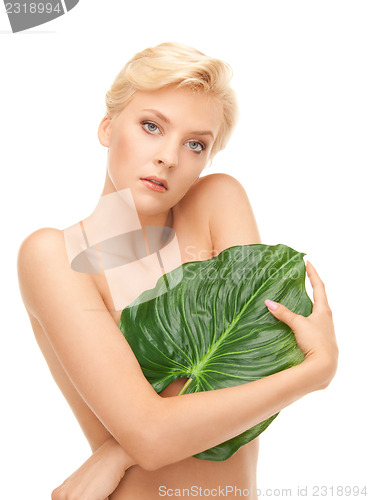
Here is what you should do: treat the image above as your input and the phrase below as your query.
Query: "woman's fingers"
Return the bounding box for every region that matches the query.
[305,261,331,313]
[264,300,300,331]
[265,262,330,323]
[266,262,338,383]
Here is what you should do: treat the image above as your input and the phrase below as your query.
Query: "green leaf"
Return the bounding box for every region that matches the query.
[119,244,312,461]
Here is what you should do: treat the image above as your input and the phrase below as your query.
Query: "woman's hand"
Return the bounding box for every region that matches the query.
[51,437,135,500]
[265,261,339,390]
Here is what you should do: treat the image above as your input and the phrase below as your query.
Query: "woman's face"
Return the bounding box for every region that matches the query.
[99,85,222,218]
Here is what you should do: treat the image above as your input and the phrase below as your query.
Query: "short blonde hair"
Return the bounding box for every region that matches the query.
[105,42,238,158]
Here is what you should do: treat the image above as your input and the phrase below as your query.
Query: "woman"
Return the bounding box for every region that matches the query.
[17,42,338,499]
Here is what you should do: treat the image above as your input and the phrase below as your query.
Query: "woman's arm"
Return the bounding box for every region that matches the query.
[27,308,136,478]
[17,227,337,471]
[51,436,134,500]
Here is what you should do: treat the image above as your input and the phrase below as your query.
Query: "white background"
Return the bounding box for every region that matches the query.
[1,1,368,498]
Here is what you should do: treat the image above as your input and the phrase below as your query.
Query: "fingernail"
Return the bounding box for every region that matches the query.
[265,299,279,311]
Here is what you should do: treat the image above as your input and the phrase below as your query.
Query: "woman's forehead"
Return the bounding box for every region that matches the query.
[124,86,222,132]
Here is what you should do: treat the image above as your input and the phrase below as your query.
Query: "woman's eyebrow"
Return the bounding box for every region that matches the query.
[142,109,170,124]
[142,108,215,140]
[191,130,215,139]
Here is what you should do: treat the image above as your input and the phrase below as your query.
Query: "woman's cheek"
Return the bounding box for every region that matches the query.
[108,139,129,178]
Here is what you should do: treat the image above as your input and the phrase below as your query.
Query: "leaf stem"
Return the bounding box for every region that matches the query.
[177,377,194,396]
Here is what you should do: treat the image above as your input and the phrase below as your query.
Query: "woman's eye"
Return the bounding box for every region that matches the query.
[142,122,160,134]
[186,141,205,152]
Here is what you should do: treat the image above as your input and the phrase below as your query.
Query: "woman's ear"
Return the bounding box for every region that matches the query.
[98,114,113,147]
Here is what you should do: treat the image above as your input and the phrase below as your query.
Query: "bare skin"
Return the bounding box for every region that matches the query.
[17,87,339,499]
[100,173,262,498]
[22,173,263,499]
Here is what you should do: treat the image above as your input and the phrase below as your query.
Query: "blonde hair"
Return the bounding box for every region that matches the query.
[105,42,238,158]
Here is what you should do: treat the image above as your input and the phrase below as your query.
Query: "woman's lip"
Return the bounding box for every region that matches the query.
[140,178,167,193]
[140,176,168,189]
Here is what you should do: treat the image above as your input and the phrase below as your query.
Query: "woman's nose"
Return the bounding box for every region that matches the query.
[153,139,179,169]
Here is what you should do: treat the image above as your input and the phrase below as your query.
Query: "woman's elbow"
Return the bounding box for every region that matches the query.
[128,421,168,471]
[116,398,169,471]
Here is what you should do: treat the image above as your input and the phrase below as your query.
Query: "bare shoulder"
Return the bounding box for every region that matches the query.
[17,227,70,280]
[17,227,96,318]
[199,172,245,190]
[194,173,262,254]
[178,173,242,213]
[18,226,64,254]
